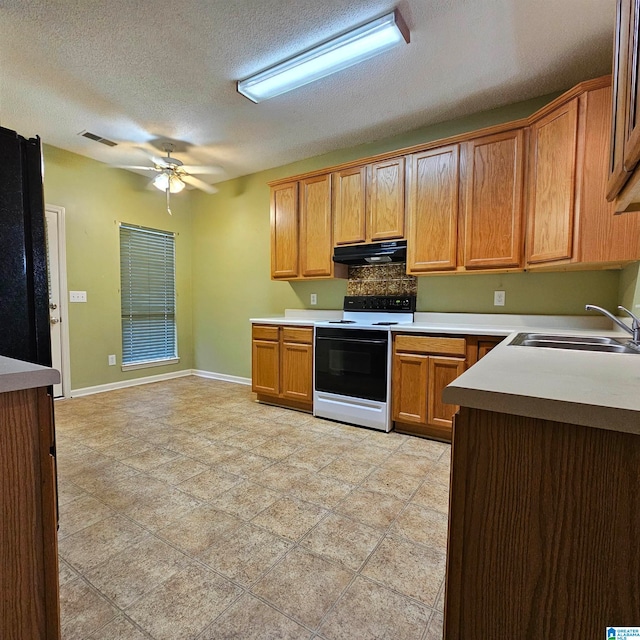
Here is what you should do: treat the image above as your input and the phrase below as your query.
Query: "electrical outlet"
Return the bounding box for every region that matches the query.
[310,293,317,305]
[108,355,116,366]
[69,290,87,303]
[494,290,506,306]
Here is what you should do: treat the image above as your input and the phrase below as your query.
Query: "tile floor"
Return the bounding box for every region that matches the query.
[55,376,450,640]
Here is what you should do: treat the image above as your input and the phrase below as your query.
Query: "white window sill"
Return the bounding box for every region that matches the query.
[121,357,180,372]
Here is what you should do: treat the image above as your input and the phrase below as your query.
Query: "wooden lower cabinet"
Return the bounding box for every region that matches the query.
[445,407,640,639]
[251,324,313,411]
[392,335,466,441]
[1,386,60,640]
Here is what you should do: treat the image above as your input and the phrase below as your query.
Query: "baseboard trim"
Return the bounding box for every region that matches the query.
[70,370,193,397]
[192,369,251,386]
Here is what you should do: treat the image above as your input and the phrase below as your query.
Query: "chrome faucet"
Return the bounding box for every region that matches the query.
[585,304,640,345]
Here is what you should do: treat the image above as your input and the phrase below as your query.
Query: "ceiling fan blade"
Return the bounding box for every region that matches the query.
[181,174,218,194]
[114,165,160,171]
[179,165,223,174]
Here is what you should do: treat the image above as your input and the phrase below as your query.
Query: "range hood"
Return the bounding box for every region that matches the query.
[333,240,407,265]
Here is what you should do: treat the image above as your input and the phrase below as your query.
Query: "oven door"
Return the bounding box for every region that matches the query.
[314,328,388,402]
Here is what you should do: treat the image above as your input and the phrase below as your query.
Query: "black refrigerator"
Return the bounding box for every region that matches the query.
[0,125,52,366]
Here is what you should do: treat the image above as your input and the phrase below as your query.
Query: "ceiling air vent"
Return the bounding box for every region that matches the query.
[78,130,117,147]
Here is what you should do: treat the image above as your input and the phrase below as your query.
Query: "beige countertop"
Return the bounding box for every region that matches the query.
[443,332,640,435]
[0,356,60,393]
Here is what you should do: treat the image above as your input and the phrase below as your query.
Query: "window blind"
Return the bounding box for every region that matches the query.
[119,223,176,365]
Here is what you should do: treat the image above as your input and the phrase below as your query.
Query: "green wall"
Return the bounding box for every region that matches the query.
[43,145,194,390]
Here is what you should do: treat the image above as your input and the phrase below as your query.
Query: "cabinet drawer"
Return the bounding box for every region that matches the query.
[252,325,279,341]
[282,326,313,344]
[394,334,466,356]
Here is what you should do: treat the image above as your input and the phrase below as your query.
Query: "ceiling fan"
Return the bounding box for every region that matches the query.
[116,143,221,214]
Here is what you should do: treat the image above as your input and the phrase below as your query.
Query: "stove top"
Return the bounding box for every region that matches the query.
[317,295,416,329]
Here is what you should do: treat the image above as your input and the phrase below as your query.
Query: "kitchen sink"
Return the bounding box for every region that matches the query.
[509,333,640,354]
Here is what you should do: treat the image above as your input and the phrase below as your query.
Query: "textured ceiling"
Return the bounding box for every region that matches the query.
[0,0,615,187]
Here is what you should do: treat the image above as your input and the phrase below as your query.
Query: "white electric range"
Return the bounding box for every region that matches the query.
[313,295,416,432]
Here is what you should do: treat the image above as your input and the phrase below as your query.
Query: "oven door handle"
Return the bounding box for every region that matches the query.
[315,337,388,346]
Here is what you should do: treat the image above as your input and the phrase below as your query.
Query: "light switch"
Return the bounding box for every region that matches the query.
[70,290,87,303]
[494,290,505,306]
[108,355,116,366]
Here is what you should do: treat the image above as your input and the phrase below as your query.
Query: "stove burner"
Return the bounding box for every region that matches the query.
[373,321,399,326]
[329,319,356,324]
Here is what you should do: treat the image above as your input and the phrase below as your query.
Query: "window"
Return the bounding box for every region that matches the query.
[119,223,178,369]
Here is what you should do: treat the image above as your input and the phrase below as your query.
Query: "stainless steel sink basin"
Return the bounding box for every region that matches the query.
[509,333,640,354]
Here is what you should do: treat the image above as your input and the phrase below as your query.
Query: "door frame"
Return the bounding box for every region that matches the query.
[45,204,71,398]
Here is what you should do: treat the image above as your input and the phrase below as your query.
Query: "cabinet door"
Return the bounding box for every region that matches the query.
[624,0,640,172]
[270,182,299,279]
[280,342,313,403]
[407,145,459,273]
[392,352,428,424]
[477,340,501,360]
[526,99,579,264]
[427,356,466,431]
[333,166,367,245]
[368,157,405,241]
[299,174,332,277]
[252,339,280,396]
[607,0,634,199]
[463,130,524,268]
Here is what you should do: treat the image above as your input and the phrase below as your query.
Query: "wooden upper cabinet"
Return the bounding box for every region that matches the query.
[299,174,332,277]
[463,129,525,268]
[368,157,405,241]
[608,0,634,198]
[270,182,299,279]
[407,145,460,273]
[623,0,640,172]
[333,166,367,245]
[526,99,579,264]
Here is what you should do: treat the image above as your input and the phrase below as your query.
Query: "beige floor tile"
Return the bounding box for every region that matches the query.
[58,494,114,540]
[216,451,276,476]
[342,443,394,465]
[425,611,444,640]
[157,504,243,555]
[427,462,451,486]
[177,467,242,501]
[381,452,438,477]
[318,576,431,640]
[145,456,209,485]
[435,579,445,612]
[299,513,383,571]
[86,614,150,639]
[59,577,119,640]
[255,462,311,491]
[319,457,375,484]
[199,522,292,586]
[56,478,88,506]
[189,442,243,465]
[360,467,424,501]
[287,473,354,509]
[59,558,79,586]
[201,592,312,639]
[250,437,303,460]
[398,437,449,460]
[390,504,449,550]
[411,479,450,514]
[252,497,328,541]
[98,436,153,460]
[66,459,141,495]
[251,547,353,629]
[209,480,282,519]
[362,430,405,451]
[126,563,243,640]
[84,535,189,607]
[58,515,148,573]
[121,446,182,471]
[361,536,446,606]
[334,488,405,529]
[222,429,269,450]
[286,446,337,471]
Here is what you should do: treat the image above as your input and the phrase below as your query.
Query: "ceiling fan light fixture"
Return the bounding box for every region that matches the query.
[237,10,409,103]
[152,172,185,193]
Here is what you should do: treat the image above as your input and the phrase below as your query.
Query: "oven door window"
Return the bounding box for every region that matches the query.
[315,331,388,402]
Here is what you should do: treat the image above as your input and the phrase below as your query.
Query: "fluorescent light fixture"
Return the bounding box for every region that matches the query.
[237,10,409,103]
[153,172,185,193]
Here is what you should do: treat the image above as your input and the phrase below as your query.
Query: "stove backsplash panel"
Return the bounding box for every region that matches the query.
[347,263,417,296]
